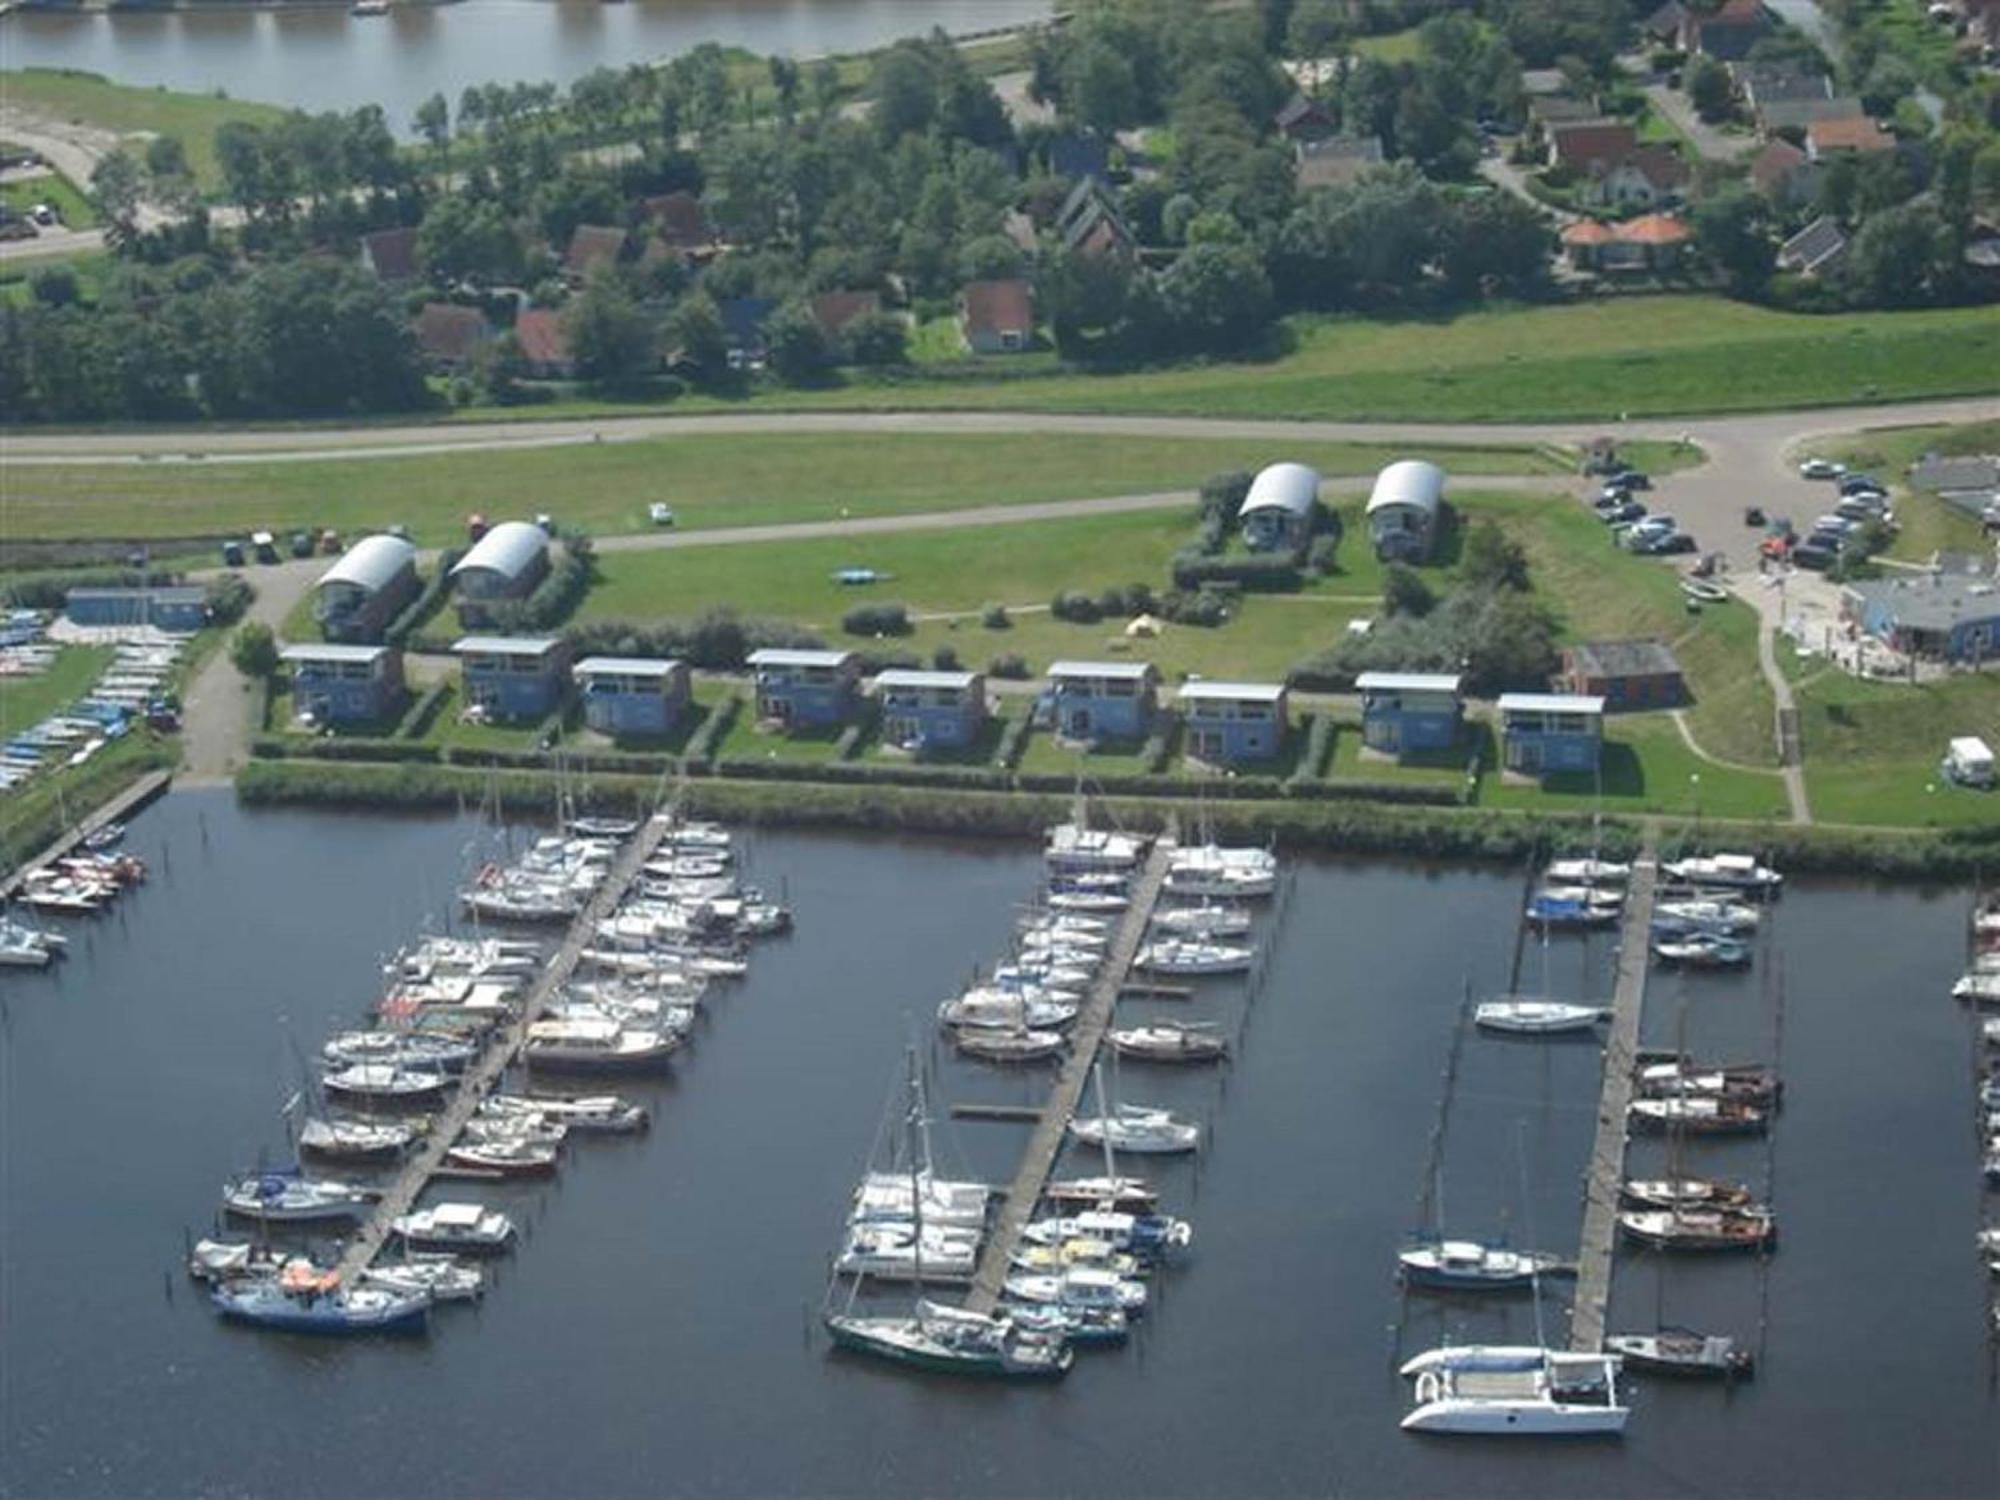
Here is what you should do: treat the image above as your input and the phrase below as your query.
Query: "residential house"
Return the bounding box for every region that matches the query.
[564,224,627,280]
[1757,95,1866,136]
[1777,215,1848,277]
[1295,134,1385,192]
[1841,573,2000,662]
[1806,115,1894,161]
[1354,672,1464,757]
[643,191,713,254]
[809,290,881,342]
[1577,144,1690,209]
[746,648,861,729]
[1044,131,1111,183]
[313,533,420,644]
[512,308,574,379]
[875,669,988,753]
[453,636,572,721]
[1238,462,1320,553]
[1678,0,1772,60]
[1179,682,1289,766]
[1546,120,1639,175]
[412,303,492,371]
[358,225,420,284]
[1497,693,1606,776]
[959,278,1034,354]
[1642,0,1687,45]
[281,644,405,727]
[574,656,691,738]
[1748,138,1819,206]
[1045,661,1160,742]
[719,297,777,369]
[1054,179,1136,260]
[63,586,209,633]
[450,520,550,628]
[1731,61,1832,112]
[1365,460,1446,562]
[1560,213,1691,273]
[1911,453,2000,495]
[1274,94,1338,144]
[1557,639,1686,709]
[1528,96,1602,135]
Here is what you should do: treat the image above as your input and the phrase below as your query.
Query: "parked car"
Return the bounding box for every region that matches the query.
[220,539,246,567]
[1798,458,1845,480]
[289,531,314,559]
[29,203,57,227]
[1606,469,1652,491]
[1791,542,1839,571]
[1744,506,1766,527]
[1814,514,1860,538]
[1641,532,1697,556]
[1836,497,1888,523]
[1601,501,1647,525]
[1837,473,1883,497]
[250,530,279,564]
[648,503,675,526]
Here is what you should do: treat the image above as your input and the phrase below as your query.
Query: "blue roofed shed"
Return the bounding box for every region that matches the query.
[1179,681,1288,765]
[876,668,988,752]
[453,636,572,722]
[1046,660,1160,741]
[1355,671,1464,756]
[747,648,860,729]
[64,586,209,633]
[281,643,405,727]
[575,656,690,738]
[1498,692,1605,776]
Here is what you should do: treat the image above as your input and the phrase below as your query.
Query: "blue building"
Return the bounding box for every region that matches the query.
[315,534,420,644]
[1179,681,1289,765]
[64,586,209,633]
[1046,661,1161,742]
[876,669,988,752]
[1842,572,2000,664]
[575,656,690,738]
[746,648,861,730]
[1355,672,1464,757]
[1497,692,1605,776]
[453,636,572,722]
[280,643,405,727]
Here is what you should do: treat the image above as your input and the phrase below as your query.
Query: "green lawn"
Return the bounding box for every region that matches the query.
[1017,728,1158,778]
[0,248,112,307]
[1331,719,1478,786]
[1,69,288,195]
[0,170,97,231]
[1352,27,1423,61]
[1798,668,2000,828]
[266,681,409,739]
[1805,418,1998,565]
[712,709,856,765]
[7,431,1566,547]
[0,645,112,739]
[1479,712,1790,820]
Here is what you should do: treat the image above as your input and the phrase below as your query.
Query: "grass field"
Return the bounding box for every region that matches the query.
[1478,713,1789,821]
[1805,418,1999,565]
[7,431,1569,546]
[0,646,112,739]
[1796,666,2000,828]
[0,170,97,231]
[2,69,288,195]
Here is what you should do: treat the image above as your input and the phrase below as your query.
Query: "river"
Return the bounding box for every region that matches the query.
[0,1,1053,126]
[0,789,1993,1497]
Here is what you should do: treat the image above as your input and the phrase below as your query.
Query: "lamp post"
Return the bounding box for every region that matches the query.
[1690,771,1702,839]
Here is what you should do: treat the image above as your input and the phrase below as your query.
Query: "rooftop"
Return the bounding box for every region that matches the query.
[67,585,207,603]
[1177,681,1287,703]
[360,225,419,281]
[281,643,392,665]
[1808,115,1894,155]
[453,636,565,658]
[746,648,856,669]
[1499,692,1607,716]
[452,521,549,581]
[1240,461,1322,518]
[1355,671,1463,694]
[513,308,571,369]
[1047,660,1158,682]
[318,533,416,594]
[875,668,981,690]
[1845,573,2000,633]
[1565,638,1683,679]
[960,278,1033,336]
[564,223,628,276]
[574,656,687,678]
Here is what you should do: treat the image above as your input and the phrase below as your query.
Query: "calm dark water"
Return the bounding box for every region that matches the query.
[0,1,1053,125]
[1,789,1993,1498]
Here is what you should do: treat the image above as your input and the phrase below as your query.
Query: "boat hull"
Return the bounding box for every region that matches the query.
[824,1317,1069,1379]
[1402,1401,1628,1435]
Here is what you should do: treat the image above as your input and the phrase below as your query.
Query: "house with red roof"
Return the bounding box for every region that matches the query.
[1560,214,1691,274]
[513,307,574,379]
[958,279,1034,354]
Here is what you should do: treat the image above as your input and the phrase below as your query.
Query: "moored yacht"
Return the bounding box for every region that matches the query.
[1398,1240,1574,1292]
[1399,1346,1628,1436]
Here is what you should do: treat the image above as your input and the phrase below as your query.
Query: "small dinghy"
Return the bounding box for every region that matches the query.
[954,1027,1067,1063]
[1606,1330,1754,1379]
[1107,1022,1228,1062]
[1474,1000,1607,1035]
[1398,1240,1575,1292]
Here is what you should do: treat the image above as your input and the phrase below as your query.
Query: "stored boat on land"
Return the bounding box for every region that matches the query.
[1398,1346,1627,1436]
[1605,1331,1754,1379]
[1474,1000,1607,1035]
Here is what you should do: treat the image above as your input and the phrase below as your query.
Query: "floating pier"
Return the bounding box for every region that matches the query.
[333,813,674,1280]
[0,768,173,900]
[964,834,1176,1317]
[1568,847,1658,1352]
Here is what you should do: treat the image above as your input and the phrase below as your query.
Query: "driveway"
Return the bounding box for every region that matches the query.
[1640,82,1756,163]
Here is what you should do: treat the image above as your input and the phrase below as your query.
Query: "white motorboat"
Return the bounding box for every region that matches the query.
[1003,1266,1148,1314]
[1953,971,2000,1005]
[362,1257,485,1304]
[222,1170,375,1223]
[835,1220,981,1283]
[1043,1176,1156,1211]
[1149,903,1253,937]
[0,918,61,967]
[1619,1177,1756,1212]
[187,1239,287,1283]
[1107,1022,1228,1062]
[1653,898,1760,932]
[298,1117,420,1162]
[1398,1240,1573,1292]
[1661,853,1781,893]
[1019,913,1109,940]
[1536,884,1623,909]
[1162,859,1276,899]
[523,1017,679,1070]
[445,1136,560,1177]
[850,1172,993,1229]
[1544,858,1630,885]
[1009,1238,1142,1278]
[1046,888,1129,913]
[1134,938,1254,975]
[390,1202,515,1255]
[1045,822,1145,871]
[1068,1103,1200,1155]
[1020,1210,1191,1257]
[486,1093,650,1133]
[954,1027,1068,1063]
[1399,1346,1628,1436]
[321,1063,451,1104]
[1474,1000,1608,1035]
[993,961,1096,991]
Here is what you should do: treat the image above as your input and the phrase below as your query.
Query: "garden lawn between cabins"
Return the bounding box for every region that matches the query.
[8,431,1569,549]
[1795,666,2000,829]
[0,70,289,196]
[1804,418,2000,566]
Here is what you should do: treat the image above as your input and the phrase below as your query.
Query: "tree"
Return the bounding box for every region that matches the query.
[844,311,908,366]
[1460,520,1530,592]
[957,233,1024,284]
[666,291,730,385]
[1692,185,1774,296]
[1841,203,1960,308]
[563,268,657,384]
[768,56,801,124]
[1685,56,1733,124]
[874,44,938,142]
[90,150,144,246]
[1156,241,1273,355]
[765,299,835,385]
[1199,469,1256,525]
[1381,564,1437,618]
[231,622,279,681]
[414,92,451,176]
[144,135,189,183]
[1439,193,1551,298]
[28,265,79,308]
[1063,40,1141,135]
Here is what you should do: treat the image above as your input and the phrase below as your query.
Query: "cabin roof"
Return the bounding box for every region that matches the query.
[1354,671,1463,694]
[1498,692,1606,715]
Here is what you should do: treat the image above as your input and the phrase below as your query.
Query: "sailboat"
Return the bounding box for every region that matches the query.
[823,1049,1071,1379]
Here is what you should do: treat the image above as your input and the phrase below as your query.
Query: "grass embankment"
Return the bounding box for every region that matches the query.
[0,171,96,230]
[0,735,176,868]
[6,431,1567,547]
[448,297,2000,425]
[1795,667,2000,829]
[0,69,288,194]
[1804,418,2000,565]
[0,645,112,739]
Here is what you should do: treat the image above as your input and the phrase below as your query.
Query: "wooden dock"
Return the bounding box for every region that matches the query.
[964,835,1175,1316]
[1568,848,1658,1352]
[0,768,173,899]
[333,813,673,1279]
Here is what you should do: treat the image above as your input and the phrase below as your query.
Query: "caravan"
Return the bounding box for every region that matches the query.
[1943,736,1996,789]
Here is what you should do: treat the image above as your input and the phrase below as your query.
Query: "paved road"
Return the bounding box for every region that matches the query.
[177,556,321,785]
[1641,82,1756,163]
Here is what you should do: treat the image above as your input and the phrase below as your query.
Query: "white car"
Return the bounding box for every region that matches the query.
[1798,458,1845,480]
[648,503,675,526]
[1813,514,1860,536]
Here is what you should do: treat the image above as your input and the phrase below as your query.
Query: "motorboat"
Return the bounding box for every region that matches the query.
[485,1093,650,1134]
[445,1137,561,1176]
[1634,1062,1781,1107]
[1020,913,1109,940]
[323,1030,479,1074]
[1545,858,1630,885]
[1399,1346,1628,1436]
[1134,938,1254,975]
[522,1017,679,1070]
[1619,1177,1756,1212]
[1474,1000,1606,1035]
[1042,1176,1157,1212]
[1618,1209,1776,1252]
[992,960,1096,991]
[1661,853,1782,894]
[298,1117,419,1163]
[187,1239,287,1283]
[1003,1300,1130,1345]
[850,1173,992,1229]
[1045,888,1130,914]
[1605,1331,1754,1379]
[568,816,639,839]
[1162,863,1276,899]
[222,1170,375,1223]
[1398,1240,1574,1292]
[1107,1023,1228,1062]
[824,1300,1071,1379]
[1045,822,1145,872]
[1069,1103,1200,1155]
[1525,894,1618,929]
[1003,1266,1147,1314]
[954,1028,1067,1063]
[1149,902,1253,937]
[1953,971,2000,1005]
[390,1202,515,1255]
[835,1220,981,1283]
[362,1256,485,1304]
[1653,898,1760,932]
[321,1063,452,1104]
[0,919,62,967]
[662,821,733,851]
[211,1269,429,1338]
[1628,1096,1768,1135]
[1652,934,1752,968]
[1020,1210,1191,1258]
[1536,884,1624,910]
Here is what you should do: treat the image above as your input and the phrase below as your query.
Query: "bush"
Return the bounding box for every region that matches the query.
[841,601,912,637]
[932,644,962,671]
[384,549,461,647]
[1198,469,1255,524]
[1158,587,1231,627]
[565,609,821,671]
[981,603,1011,630]
[995,713,1033,769]
[399,680,453,740]
[1304,533,1339,576]
[1169,554,1301,592]
[1287,712,1334,786]
[988,652,1030,679]
[1382,564,1437,617]
[231,622,279,680]
[1050,590,1101,623]
[205,574,254,625]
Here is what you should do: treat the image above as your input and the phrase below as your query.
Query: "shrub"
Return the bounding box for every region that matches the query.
[932,644,962,671]
[1169,554,1301,592]
[1198,469,1255,524]
[565,610,821,671]
[205,574,254,625]
[231,622,279,680]
[1287,712,1333,786]
[1050,590,1101,623]
[1304,533,1338,575]
[981,603,1011,630]
[988,652,1030,680]
[399,681,452,739]
[384,548,461,646]
[995,713,1033,769]
[841,601,912,637]
[1140,713,1176,774]
[1382,564,1437,617]
[1158,587,1231,627]
[682,693,741,770]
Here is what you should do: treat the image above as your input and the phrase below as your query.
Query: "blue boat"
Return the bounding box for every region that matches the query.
[211,1272,429,1337]
[1525,895,1617,929]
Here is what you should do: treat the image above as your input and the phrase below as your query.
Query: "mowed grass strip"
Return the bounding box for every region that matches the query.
[4,432,1563,546]
[2,69,289,195]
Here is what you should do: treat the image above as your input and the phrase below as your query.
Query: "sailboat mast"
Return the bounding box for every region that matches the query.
[1091,1059,1117,1183]
[906,1046,924,1304]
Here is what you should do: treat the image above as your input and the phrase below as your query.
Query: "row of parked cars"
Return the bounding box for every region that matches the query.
[1786,464,1895,571]
[1591,468,1698,555]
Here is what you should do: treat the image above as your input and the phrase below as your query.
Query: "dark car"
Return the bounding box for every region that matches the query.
[290,531,314,558]
[1644,532,1697,555]
[1606,469,1652,491]
[1601,501,1647,525]
[220,539,246,567]
[1837,474,1883,497]
[1792,542,1839,571]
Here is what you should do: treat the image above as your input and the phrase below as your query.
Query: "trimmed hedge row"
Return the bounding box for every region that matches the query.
[251,735,443,763]
[399,680,452,740]
[1169,554,1303,592]
[383,548,462,648]
[683,694,741,771]
[1288,712,1333,787]
[995,714,1033,770]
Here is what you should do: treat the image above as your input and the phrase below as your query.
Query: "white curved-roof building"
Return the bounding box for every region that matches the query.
[313,533,421,641]
[452,521,549,588]
[1239,462,1321,551]
[1366,460,1446,561]
[319,534,417,595]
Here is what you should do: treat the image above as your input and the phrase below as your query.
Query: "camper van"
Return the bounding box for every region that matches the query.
[1943,736,1996,789]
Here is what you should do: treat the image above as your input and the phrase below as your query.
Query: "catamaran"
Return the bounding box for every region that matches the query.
[1399,1346,1628,1436]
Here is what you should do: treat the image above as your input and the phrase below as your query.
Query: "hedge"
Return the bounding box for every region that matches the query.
[1140,713,1176,775]
[384,549,462,647]
[1287,712,1333,788]
[841,602,911,637]
[995,714,1033,770]
[399,680,452,740]
[682,693,741,771]
[250,735,443,763]
[1169,554,1302,592]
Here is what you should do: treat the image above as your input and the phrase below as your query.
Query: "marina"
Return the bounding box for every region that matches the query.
[1,792,1996,1495]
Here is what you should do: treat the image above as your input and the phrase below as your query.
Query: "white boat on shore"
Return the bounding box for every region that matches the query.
[1474,1000,1608,1035]
[1399,1346,1628,1436]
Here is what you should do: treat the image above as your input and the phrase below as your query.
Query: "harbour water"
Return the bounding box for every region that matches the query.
[0,789,1993,1497]
[0,1,1055,125]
